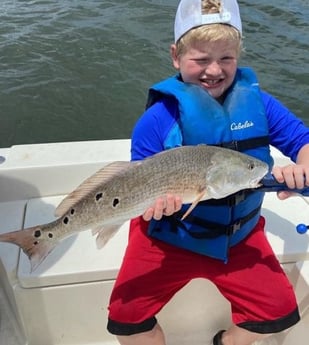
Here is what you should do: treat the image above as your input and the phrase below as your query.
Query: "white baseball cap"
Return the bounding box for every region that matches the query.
[174,0,242,42]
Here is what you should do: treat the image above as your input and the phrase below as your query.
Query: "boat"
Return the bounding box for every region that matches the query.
[0,139,308,345]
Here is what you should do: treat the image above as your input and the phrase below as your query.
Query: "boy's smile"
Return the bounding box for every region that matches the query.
[171,40,239,101]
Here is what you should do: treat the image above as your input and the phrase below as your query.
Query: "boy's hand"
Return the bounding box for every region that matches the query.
[143,194,183,221]
[272,164,309,200]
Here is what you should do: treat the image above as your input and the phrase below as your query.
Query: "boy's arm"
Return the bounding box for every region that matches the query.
[262,91,309,199]
[296,143,309,166]
[131,97,183,220]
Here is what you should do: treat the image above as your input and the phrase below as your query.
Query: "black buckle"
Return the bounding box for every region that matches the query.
[227,192,247,206]
[227,220,241,236]
[221,140,238,151]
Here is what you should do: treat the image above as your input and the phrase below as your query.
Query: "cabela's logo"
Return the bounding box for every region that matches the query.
[231,121,254,131]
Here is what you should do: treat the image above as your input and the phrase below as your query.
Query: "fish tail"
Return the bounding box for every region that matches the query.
[0,226,59,271]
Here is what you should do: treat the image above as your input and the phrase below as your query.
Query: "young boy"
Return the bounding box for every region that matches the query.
[107,1,309,344]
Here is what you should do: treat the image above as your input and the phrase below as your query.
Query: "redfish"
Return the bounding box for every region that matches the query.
[0,145,268,271]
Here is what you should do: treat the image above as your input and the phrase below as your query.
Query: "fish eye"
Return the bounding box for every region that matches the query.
[34,230,42,238]
[248,162,255,170]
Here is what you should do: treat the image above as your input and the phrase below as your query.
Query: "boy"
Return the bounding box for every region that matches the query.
[107,1,309,344]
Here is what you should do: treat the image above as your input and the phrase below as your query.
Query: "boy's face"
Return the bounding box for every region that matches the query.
[171,39,239,100]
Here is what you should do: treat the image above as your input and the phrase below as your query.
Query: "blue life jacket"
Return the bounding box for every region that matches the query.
[146,67,273,262]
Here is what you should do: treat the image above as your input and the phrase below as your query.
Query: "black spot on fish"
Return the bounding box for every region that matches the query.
[33,241,39,245]
[63,216,69,225]
[70,208,75,215]
[34,230,41,238]
[48,233,53,238]
[96,192,103,201]
[113,198,120,208]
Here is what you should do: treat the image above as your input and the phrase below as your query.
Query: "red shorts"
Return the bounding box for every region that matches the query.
[107,216,300,335]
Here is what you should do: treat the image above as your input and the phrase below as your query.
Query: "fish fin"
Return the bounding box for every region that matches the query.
[55,161,134,217]
[0,227,59,272]
[181,190,207,220]
[92,225,122,249]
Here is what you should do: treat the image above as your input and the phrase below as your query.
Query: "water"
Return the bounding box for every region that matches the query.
[0,0,308,148]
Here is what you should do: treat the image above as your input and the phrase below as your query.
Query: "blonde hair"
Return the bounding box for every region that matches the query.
[175,0,242,56]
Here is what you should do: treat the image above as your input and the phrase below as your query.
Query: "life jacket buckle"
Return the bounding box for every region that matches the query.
[227,220,242,236]
[221,140,238,151]
[233,220,241,232]
[228,191,247,206]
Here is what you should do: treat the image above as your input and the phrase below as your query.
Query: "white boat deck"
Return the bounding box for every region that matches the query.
[0,140,308,345]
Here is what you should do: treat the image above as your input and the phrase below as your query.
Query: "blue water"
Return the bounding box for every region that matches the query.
[0,0,308,147]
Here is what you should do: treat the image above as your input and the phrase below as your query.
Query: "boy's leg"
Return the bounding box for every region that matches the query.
[107,217,200,337]
[215,326,266,345]
[211,217,300,345]
[117,324,166,345]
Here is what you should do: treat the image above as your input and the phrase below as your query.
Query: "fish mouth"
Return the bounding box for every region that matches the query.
[250,176,265,188]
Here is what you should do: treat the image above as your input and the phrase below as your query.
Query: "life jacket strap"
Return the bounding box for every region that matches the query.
[217,135,269,151]
[160,203,262,240]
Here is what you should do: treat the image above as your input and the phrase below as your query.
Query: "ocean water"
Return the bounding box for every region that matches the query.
[0,0,308,148]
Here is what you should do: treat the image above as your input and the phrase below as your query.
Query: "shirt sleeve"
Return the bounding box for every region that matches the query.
[262,91,309,162]
[130,97,178,161]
